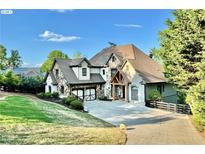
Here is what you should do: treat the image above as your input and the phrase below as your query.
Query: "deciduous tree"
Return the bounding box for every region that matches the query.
[40,50,69,72]
[73,51,83,59]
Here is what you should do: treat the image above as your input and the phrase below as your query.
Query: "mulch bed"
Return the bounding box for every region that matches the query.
[36,96,86,112]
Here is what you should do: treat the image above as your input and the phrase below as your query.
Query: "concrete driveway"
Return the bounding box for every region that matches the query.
[85,100,205,145]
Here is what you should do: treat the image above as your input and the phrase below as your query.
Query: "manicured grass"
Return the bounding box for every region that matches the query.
[0,96,126,144]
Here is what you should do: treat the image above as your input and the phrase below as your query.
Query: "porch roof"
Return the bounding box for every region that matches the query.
[111,68,130,85]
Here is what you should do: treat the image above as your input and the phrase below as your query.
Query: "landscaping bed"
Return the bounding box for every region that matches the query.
[36,92,84,111]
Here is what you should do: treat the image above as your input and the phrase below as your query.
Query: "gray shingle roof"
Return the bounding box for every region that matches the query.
[69,58,91,66]
[55,58,105,85]
[49,71,57,85]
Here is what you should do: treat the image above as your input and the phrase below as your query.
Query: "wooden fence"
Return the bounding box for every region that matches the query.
[146,101,191,114]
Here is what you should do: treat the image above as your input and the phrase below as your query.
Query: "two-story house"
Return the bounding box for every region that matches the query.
[45,58,106,101]
[45,44,178,103]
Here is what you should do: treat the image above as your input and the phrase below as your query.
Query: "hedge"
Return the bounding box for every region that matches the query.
[186,80,205,131]
[62,96,76,105]
[70,100,84,110]
[148,89,162,101]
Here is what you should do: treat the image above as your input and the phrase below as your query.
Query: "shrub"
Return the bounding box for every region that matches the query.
[18,75,44,94]
[148,90,162,101]
[186,80,205,131]
[37,92,45,98]
[70,100,84,110]
[52,92,59,98]
[44,92,52,98]
[62,96,76,105]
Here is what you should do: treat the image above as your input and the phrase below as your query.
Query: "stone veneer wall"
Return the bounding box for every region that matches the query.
[105,54,122,98]
[53,63,71,97]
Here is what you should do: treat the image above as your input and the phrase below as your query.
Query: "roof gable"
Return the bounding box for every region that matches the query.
[90,44,140,66]
[45,58,105,85]
[126,59,165,83]
[70,57,91,67]
[105,53,124,66]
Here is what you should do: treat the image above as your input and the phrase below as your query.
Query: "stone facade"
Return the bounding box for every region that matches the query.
[104,54,122,98]
[53,63,71,97]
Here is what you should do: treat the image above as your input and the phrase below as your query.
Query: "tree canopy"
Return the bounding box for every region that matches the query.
[152,10,205,93]
[0,44,7,70]
[153,9,205,130]
[8,50,22,70]
[73,51,83,59]
[0,45,22,70]
[40,50,69,72]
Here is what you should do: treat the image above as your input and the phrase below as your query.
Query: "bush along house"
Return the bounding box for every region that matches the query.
[44,44,178,103]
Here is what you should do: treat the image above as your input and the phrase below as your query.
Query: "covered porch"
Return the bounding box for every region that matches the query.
[111,69,130,102]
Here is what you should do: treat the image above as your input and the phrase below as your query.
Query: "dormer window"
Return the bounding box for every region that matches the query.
[82,68,87,76]
[112,56,116,62]
[55,69,59,78]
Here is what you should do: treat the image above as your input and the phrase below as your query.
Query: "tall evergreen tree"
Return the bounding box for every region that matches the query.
[153,10,205,93]
[154,10,205,130]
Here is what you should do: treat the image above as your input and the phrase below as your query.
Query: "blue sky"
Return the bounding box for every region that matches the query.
[0,9,173,67]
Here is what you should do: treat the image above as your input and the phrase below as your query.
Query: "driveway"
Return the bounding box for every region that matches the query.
[85,100,205,145]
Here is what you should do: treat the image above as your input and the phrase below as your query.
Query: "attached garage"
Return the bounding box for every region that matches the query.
[72,88,96,101]
[85,88,96,101]
[72,89,84,100]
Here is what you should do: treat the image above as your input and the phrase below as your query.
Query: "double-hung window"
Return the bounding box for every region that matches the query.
[82,68,87,76]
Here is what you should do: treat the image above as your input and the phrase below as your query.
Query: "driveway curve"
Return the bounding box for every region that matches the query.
[85,100,205,145]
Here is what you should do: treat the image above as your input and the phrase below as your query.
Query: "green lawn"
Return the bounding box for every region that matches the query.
[0,96,126,144]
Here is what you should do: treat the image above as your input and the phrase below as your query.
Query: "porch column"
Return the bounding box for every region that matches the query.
[125,84,129,102]
[112,84,115,100]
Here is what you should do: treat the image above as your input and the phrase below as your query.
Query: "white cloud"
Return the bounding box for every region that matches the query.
[49,9,73,13]
[35,63,42,67]
[114,24,142,28]
[39,31,81,42]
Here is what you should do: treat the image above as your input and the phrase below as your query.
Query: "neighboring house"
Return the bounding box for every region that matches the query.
[13,67,43,78]
[45,44,178,103]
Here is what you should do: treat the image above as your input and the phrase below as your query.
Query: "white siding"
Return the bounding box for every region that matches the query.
[45,75,57,93]
[78,61,90,80]
[100,67,107,81]
[72,67,79,78]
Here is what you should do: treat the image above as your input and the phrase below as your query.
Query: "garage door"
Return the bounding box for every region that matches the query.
[72,89,84,100]
[84,88,96,101]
